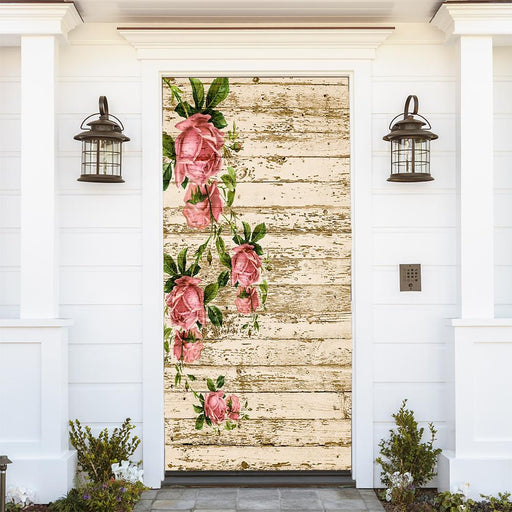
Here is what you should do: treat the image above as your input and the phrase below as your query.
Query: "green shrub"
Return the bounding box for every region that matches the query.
[435,491,474,512]
[376,399,442,489]
[68,418,141,484]
[49,480,146,512]
[480,492,512,512]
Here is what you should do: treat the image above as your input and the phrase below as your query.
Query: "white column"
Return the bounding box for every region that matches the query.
[458,36,494,319]
[20,35,58,319]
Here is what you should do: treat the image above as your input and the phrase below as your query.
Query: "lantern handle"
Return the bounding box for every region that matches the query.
[99,96,109,117]
[404,95,419,118]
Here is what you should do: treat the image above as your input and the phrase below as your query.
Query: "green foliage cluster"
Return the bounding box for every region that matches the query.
[435,492,474,512]
[49,481,146,512]
[376,399,442,489]
[68,418,140,484]
[480,493,512,512]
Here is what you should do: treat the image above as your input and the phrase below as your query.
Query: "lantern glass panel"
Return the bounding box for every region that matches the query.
[81,139,98,176]
[391,138,430,175]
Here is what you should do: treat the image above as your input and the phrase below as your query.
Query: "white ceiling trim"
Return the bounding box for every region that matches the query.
[0,3,82,38]
[118,26,395,60]
[432,3,512,39]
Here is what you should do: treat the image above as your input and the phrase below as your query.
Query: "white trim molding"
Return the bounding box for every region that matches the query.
[0,3,82,38]
[432,2,512,40]
[119,26,395,60]
[120,25,393,488]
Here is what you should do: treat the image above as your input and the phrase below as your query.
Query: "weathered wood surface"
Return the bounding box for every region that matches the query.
[163,77,351,470]
[166,446,352,471]
[165,392,350,420]
[166,419,351,446]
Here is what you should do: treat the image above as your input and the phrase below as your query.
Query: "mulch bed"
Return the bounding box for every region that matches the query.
[23,506,49,511]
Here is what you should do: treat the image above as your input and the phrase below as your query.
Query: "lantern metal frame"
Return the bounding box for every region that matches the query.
[383,95,438,182]
[74,96,130,183]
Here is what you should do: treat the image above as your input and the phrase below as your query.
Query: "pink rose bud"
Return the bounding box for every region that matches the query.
[183,181,223,230]
[173,328,203,363]
[166,276,206,330]
[174,113,224,187]
[226,394,241,420]
[204,391,227,424]
[235,287,259,314]
[231,244,262,287]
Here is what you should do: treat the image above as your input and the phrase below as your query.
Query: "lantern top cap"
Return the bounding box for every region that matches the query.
[0,454,12,465]
[74,95,130,142]
[383,94,438,141]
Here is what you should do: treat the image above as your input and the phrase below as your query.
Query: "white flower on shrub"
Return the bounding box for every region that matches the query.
[385,471,414,501]
[7,487,35,506]
[111,460,144,484]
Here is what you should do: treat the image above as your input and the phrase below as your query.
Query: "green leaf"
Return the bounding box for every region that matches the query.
[189,263,201,277]
[227,190,235,207]
[216,375,225,389]
[204,283,219,304]
[217,270,230,288]
[205,417,212,427]
[215,236,225,255]
[187,374,197,381]
[232,234,243,245]
[227,166,236,184]
[164,253,178,275]
[189,78,205,109]
[206,109,228,129]
[242,222,251,242]
[259,280,268,304]
[193,404,203,414]
[181,176,189,189]
[195,414,205,430]
[205,78,229,109]
[207,378,217,392]
[251,223,266,243]
[221,174,235,192]
[162,162,173,191]
[177,248,188,274]
[164,278,176,293]
[162,133,175,159]
[175,101,196,118]
[207,305,223,326]
[252,243,263,256]
[219,252,232,269]
[195,240,209,261]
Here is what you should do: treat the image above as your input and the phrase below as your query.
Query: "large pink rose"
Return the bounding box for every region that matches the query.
[174,113,224,187]
[235,286,259,314]
[204,391,227,425]
[226,394,241,421]
[183,181,223,230]
[173,328,203,363]
[166,276,206,330]
[231,244,262,287]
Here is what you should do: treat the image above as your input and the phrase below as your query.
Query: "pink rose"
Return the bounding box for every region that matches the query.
[231,244,262,287]
[174,113,224,187]
[204,391,227,424]
[166,276,206,330]
[226,394,241,421]
[235,287,259,314]
[183,181,223,229]
[173,328,203,363]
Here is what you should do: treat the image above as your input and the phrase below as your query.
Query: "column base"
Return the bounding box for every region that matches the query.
[438,451,512,498]
[6,451,77,504]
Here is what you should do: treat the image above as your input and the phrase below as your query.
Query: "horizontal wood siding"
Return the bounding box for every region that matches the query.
[163,77,351,471]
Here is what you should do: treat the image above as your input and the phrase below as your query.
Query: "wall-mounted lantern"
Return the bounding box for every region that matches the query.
[74,96,130,183]
[383,95,438,182]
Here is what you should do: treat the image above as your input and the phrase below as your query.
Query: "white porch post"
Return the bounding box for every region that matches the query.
[20,34,58,319]
[432,3,512,497]
[0,3,81,503]
[458,35,494,319]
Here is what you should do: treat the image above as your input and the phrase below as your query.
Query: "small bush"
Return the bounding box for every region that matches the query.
[68,418,140,484]
[480,493,512,512]
[49,480,146,512]
[435,491,474,512]
[376,399,442,489]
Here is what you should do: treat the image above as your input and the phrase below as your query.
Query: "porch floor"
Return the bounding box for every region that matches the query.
[133,487,383,512]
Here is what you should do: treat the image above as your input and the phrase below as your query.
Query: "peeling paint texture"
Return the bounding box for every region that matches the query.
[163,77,351,471]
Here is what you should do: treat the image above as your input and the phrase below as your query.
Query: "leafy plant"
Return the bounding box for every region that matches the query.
[376,399,442,488]
[436,491,474,512]
[49,488,87,512]
[69,418,141,484]
[480,493,512,512]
